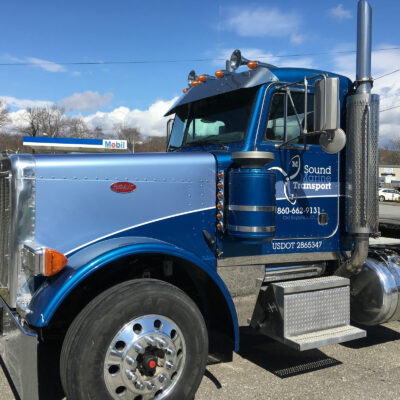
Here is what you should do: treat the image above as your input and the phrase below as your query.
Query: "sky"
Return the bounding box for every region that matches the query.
[1,0,400,144]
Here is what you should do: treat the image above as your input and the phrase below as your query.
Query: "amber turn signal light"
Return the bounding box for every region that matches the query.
[44,248,68,277]
[215,70,224,78]
[247,61,258,70]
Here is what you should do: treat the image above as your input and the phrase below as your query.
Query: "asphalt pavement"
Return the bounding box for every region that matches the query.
[1,322,400,400]
[379,202,400,223]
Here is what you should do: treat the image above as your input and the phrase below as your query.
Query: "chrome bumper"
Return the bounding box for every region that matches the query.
[0,296,39,400]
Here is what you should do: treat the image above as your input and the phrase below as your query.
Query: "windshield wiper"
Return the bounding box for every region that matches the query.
[185,138,227,149]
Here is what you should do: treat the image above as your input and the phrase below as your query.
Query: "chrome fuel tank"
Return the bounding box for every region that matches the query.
[351,248,400,325]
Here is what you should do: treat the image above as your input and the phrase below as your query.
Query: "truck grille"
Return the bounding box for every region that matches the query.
[0,169,11,289]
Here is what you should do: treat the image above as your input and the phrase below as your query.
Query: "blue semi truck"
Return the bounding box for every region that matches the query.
[1,1,400,399]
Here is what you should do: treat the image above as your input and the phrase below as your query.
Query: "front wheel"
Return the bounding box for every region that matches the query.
[60,279,208,400]
[379,195,385,202]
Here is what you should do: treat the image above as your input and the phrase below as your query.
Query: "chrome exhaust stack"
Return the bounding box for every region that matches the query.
[356,0,373,94]
[337,0,379,278]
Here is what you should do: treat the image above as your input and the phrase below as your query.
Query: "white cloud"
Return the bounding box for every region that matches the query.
[220,7,302,41]
[331,45,400,147]
[26,57,65,72]
[60,91,114,112]
[83,97,178,137]
[0,95,54,109]
[329,4,352,20]
[7,109,30,129]
[2,96,178,137]
[290,33,305,44]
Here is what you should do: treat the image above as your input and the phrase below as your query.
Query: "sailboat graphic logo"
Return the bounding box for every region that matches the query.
[269,155,301,205]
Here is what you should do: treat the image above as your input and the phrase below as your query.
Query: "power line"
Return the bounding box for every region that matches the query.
[375,68,400,80]
[380,104,400,113]
[1,47,400,67]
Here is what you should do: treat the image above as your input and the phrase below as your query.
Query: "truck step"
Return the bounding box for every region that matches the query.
[260,276,366,351]
[285,325,366,351]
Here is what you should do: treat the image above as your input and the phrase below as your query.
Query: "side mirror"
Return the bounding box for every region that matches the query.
[314,77,340,132]
[314,77,346,154]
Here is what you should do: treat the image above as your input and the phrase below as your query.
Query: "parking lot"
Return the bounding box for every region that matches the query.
[1,321,400,400]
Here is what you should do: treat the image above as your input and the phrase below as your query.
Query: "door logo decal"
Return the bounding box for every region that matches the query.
[269,155,301,205]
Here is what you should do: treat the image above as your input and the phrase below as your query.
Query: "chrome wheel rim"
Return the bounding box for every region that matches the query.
[104,314,186,400]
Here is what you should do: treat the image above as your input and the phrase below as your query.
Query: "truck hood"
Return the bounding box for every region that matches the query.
[32,152,216,256]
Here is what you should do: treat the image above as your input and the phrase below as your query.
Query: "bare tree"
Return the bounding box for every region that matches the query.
[114,124,142,150]
[0,102,10,129]
[388,137,400,151]
[93,126,104,138]
[0,132,24,153]
[65,117,90,138]
[22,105,67,137]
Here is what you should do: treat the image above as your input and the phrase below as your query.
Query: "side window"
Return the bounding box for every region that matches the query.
[263,91,317,144]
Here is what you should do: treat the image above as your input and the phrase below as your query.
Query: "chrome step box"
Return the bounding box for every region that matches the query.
[258,276,366,351]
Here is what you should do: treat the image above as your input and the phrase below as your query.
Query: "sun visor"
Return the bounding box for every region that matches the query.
[165,68,278,116]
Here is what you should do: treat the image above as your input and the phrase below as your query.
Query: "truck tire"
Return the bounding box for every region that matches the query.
[60,279,208,400]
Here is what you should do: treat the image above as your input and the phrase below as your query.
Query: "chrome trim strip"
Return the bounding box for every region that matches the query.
[217,252,340,267]
[9,155,36,307]
[228,225,275,233]
[229,205,275,212]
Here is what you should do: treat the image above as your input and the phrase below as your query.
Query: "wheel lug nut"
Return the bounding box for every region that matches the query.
[165,347,175,356]
[156,338,167,348]
[126,356,137,369]
[165,361,175,369]
[134,343,145,354]
[158,374,168,383]
[145,336,156,346]
[146,382,156,391]
[135,380,145,390]
[125,370,137,382]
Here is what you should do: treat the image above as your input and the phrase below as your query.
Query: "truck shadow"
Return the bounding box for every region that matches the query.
[236,327,342,379]
[340,324,400,349]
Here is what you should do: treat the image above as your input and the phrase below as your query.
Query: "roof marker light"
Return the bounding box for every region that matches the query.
[247,61,258,70]
[191,80,200,87]
[198,74,207,82]
[215,70,224,78]
[183,88,189,93]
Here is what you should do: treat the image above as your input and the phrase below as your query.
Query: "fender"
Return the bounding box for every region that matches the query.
[26,236,240,350]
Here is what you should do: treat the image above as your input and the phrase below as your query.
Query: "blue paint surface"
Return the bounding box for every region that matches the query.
[27,238,240,350]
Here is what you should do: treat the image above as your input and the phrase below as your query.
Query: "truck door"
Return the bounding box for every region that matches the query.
[256,86,340,241]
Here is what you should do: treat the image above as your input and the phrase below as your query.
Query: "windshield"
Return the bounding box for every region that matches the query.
[168,87,258,148]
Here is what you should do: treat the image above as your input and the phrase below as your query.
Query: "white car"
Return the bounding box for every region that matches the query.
[378,188,400,202]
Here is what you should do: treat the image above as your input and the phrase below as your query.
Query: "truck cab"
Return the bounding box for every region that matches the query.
[166,62,351,258]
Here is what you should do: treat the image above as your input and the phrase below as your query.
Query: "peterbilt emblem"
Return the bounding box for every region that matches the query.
[110,182,136,193]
